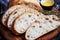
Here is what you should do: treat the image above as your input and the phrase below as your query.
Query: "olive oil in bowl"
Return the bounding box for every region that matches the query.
[40,0,54,10]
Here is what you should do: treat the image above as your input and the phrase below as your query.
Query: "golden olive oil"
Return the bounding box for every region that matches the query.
[42,1,54,6]
[40,0,54,10]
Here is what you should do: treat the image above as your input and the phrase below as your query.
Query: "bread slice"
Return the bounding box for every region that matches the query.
[25,15,60,40]
[7,6,26,28]
[13,10,43,35]
[7,6,41,29]
[2,5,21,26]
[9,0,43,13]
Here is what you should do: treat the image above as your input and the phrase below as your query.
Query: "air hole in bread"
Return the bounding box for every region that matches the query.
[39,26,42,28]
[52,17,55,20]
[27,35,30,38]
[28,15,31,17]
[45,18,49,20]
[6,14,8,16]
[32,26,35,28]
[35,20,40,23]
[37,14,39,16]
[20,30,23,32]
[49,20,52,23]
[13,12,17,15]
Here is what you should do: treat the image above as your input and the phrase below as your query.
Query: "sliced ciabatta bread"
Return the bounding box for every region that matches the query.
[7,6,42,29]
[12,11,44,35]
[2,5,21,26]
[25,15,60,40]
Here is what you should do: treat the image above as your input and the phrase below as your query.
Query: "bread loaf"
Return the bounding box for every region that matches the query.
[9,0,43,13]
